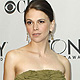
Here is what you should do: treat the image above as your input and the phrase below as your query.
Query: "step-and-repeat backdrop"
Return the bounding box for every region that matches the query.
[0,0,80,80]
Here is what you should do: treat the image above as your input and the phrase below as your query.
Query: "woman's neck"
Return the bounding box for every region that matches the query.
[28,39,51,57]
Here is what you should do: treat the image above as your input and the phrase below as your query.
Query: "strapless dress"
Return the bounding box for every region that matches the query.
[15,70,66,80]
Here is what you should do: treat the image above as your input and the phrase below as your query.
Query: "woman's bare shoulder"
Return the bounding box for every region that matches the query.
[5,46,27,62]
[6,49,21,58]
[56,53,70,67]
[5,50,18,60]
[4,50,19,67]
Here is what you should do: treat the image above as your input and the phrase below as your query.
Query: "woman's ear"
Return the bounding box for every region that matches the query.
[50,20,55,32]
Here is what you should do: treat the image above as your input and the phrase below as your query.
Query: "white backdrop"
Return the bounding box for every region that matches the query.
[0,0,80,80]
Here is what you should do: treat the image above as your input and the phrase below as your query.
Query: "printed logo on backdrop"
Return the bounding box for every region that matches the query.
[51,39,80,60]
[0,42,8,61]
[4,0,31,14]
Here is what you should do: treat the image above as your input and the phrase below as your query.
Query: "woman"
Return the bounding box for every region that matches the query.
[3,0,71,80]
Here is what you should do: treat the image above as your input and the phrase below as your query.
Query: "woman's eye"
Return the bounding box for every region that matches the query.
[27,21,32,25]
[39,20,45,23]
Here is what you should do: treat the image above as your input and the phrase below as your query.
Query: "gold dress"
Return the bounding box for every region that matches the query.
[15,70,66,80]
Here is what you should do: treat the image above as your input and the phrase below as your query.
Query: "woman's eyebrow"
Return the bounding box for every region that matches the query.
[38,18,46,20]
[26,19,32,21]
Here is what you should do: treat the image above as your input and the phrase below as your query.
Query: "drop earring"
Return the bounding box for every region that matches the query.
[26,32,28,41]
[48,31,53,42]
[51,33,53,40]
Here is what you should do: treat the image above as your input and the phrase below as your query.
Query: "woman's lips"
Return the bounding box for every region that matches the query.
[32,33,41,37]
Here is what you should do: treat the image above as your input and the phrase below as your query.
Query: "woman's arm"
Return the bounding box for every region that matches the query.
[58,54,71,80]
[3,51,16,80]
[63,57,71,80]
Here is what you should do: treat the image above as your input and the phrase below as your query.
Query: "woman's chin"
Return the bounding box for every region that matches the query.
[32,39,43,43]
[31,37,48,43]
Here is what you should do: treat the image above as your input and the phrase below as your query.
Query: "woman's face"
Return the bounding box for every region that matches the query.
[25,9,54,43]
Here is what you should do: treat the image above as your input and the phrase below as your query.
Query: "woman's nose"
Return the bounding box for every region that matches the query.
[33,23,39,30]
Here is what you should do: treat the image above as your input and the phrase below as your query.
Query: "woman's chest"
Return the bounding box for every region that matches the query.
[15,54,65,75]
